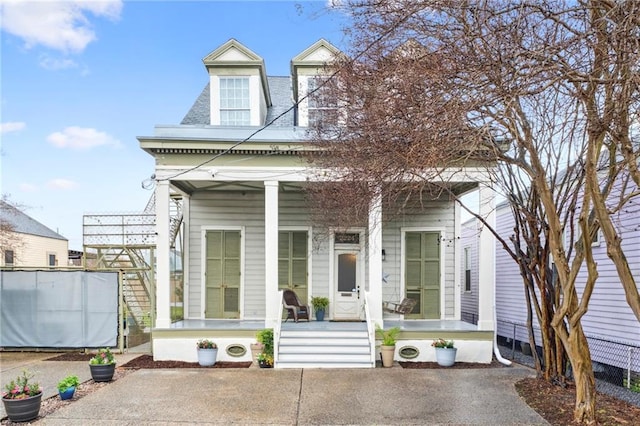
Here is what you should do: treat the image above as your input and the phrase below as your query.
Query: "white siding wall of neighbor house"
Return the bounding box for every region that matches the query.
[6,233,68,267]
[460,220,479,322]
[494,196,640,349]
[188,189,331,319]
[381,199,457,318]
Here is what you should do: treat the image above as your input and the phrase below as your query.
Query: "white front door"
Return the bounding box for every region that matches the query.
[332,250,363,320]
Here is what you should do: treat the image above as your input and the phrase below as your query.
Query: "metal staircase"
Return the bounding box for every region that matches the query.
[277,323,375,368]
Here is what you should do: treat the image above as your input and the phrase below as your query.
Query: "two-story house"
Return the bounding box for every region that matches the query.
[0,200,68,268]
[139,39,500,367]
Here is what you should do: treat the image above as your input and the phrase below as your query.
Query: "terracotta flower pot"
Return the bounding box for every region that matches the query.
[380,345,395,367]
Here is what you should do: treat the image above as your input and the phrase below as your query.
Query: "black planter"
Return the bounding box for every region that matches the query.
[90,363,116,382]
[2,393,42,422]
[258,360,273,368]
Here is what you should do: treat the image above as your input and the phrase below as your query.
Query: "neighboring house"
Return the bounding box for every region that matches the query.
[0,200,68,267]
[139,38,499,367]
[462,199,640,376]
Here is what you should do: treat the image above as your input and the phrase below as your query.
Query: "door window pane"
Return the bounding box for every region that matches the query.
[338,253,356,292]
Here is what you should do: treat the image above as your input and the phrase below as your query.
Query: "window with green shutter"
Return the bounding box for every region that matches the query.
[205,230,241,318]
[278,231,308,304]
[405,231,440,319]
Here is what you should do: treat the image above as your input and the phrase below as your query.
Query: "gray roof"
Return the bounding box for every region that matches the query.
[181,76,295,127]
[0,201,67,241]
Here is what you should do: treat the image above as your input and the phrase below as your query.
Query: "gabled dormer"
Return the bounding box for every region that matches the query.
[203,39,271,126]
[291,39,342,127]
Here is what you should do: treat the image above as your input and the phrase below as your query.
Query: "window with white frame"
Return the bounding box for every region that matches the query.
[464,247,471,292]
[307,76,337,127]
[219,77,250,125]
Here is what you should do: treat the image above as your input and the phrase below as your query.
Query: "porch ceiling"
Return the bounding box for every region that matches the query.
[170,180,477,196]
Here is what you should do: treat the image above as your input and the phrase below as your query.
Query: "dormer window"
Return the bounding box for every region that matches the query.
[307,76,337,128]
[220,77,250,125]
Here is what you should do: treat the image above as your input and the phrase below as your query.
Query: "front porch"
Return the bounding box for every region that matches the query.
[151,318,494,367]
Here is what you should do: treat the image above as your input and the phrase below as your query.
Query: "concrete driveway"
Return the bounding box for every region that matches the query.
[11,361,548,425]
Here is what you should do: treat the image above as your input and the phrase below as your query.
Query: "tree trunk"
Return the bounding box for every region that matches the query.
[567,326,596,423]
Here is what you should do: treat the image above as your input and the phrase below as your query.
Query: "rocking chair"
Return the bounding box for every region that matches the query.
[383,298,417,315]
[282,289,310,322]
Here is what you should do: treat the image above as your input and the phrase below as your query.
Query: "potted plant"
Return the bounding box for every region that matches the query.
[376,325,400,367]
[256,352,274,368]
[57,374,80,400]
[2,369,42,422]
[256,328,274,368]
[89,348,116,382]
[310,296,329,321]
[196,339,218,366]
[250,331,265,367]
[432,338,457,367]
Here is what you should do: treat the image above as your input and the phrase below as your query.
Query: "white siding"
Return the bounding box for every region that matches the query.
[188,190,331,319]
[381,199,457,318]
[460,220,479,323]
[3,233,68,267]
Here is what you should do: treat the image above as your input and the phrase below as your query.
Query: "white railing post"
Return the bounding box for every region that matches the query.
[273,289,283,368]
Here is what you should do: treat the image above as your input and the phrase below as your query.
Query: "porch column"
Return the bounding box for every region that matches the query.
[155,179,171,328]
[368,189,383,326]
[477,183,495,330]
[264,181,279,328]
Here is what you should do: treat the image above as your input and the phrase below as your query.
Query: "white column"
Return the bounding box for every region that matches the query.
[155,180,171,328]
[264,181,279,327]
[453,199,461,320]
[368,189,383,326]
[181,193,191,319]
[477,184,496,330]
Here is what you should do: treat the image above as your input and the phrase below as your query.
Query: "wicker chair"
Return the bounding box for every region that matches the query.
[382,298,417,315]
[282,289,310,322]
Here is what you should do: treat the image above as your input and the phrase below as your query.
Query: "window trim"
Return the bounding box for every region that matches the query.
[4,249,14,266]
[219,76,251,126]
[463,246,471,293]
[47,252,57,267]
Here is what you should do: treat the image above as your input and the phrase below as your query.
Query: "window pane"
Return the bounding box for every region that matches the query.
[48,254,56,266]
[4,250,14,265]
[220,77,250,125]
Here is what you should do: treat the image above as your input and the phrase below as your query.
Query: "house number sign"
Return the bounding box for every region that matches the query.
[334,233,359,245]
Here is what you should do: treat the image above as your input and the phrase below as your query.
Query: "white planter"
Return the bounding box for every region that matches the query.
[435,347,457,367]
[197,348,218,366]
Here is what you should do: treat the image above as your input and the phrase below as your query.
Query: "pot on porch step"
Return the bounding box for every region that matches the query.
[197,348,218,366]
[315,308,325,321]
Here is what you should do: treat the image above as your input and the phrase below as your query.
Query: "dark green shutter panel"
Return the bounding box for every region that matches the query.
[205,230,241,319]
[405,232,440,319]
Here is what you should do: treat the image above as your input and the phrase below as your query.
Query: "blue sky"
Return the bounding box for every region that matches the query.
[1,1,348,250]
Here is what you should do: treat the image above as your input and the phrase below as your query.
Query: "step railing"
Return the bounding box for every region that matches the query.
[363,290,376,366]
[274,289,283,368]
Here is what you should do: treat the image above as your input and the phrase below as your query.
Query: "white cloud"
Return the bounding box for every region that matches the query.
[0,121,26,134]
[0,0,123,53]
[47,126,120,150]
[39,54,78,71]
[18,183,39,192]
[46,178,79,190]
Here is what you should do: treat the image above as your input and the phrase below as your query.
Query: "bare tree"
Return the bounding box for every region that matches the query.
[0,197,25,265]
[309,1,640,422]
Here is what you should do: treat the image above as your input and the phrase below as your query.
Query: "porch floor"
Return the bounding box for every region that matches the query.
[166,319,479,332]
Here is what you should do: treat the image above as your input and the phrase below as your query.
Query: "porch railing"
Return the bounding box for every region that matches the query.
[273,289,284,368]
[363,290,376,367]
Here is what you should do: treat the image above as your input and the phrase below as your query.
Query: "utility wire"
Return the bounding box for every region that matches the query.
[150,7,413,185]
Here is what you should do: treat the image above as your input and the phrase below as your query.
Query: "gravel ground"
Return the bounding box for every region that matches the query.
[497,343,640,407]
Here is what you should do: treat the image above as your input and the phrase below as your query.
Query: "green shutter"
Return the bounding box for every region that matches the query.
[205,230,241,319]
[405,232,440,319]
[278,231,308,305]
